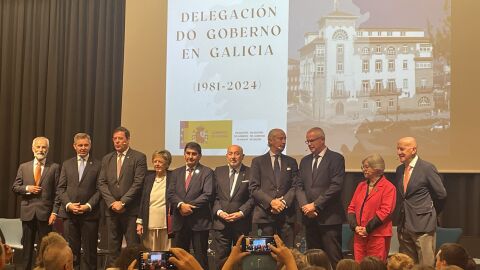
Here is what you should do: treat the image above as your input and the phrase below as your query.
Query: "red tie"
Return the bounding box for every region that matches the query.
[403,165,411,193]
[34,162,42,186]
[185,168,193,190]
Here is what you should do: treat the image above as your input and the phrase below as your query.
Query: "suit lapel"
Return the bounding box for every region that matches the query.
[263,153,276,186]
[186,165,200,194]
[231,166,245,199]
[79,157,93,183]
[39,162,50,186]
[313,152,328,185]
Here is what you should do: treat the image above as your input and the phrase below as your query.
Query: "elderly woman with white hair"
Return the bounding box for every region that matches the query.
[347,154,397,262]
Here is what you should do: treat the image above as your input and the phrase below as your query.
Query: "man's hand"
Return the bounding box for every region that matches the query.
[306,211,318,218]
[3,244,13,262]
[270,198,285,213]
[68,202,81,214]
[225,212,243,222]
[48,214,56,225]
[222,235,249,269]
[169,247,204,270]
[270,234,296,268]
[136,224,143,235]
[111,201,125,213]
[27,185,42,194]
[301,202,316,215]
[179,203,196,216]
[219,211,230,221]
[77,204,90,214]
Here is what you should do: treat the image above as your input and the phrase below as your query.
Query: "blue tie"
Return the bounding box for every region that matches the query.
[78,158,85,181]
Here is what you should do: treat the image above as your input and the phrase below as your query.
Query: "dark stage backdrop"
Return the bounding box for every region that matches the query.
[0,0,479,254]
[0,0,125,217]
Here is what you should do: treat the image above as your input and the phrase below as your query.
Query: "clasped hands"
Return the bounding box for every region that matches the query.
[68,203,90,215]
[270,197,286,214]
[355,226,368,237]
[301,202,318,218]
[219,211,243,222]
[179,203,197,216]
[111,201,125,213]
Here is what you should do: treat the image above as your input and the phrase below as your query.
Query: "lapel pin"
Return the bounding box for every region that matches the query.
[195,169,200,174]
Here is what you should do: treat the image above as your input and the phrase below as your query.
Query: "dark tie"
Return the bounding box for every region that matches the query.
[274,154,281,186]
[78,158,85,181]
[229,169,236,197]
[312,155,320,179]
[185,168,193,190]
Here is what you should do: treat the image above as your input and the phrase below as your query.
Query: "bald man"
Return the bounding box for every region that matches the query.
[212,145,254,269]
[250,129,299,247]
[395,137,447,266]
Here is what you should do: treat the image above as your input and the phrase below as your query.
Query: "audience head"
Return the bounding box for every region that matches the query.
[152,149,172,174]
[305,127,326,156]
[184,141,202,168]
[43,242,73,270]
[288,248,309,270]
[337,259,361,270]
[0,243,5,270]
[436,243,469,270]
[360,256,387,270]
[226,145,244,170]
[411,265,434,270]
[441,266,463,270]
[35,232,68,268]
[465,257,476,270]
[268,128,286,154]
[362,153,385,179]
[113,244,144,270]
[387,253,414,270]
[305,249,333,270]
[304,267,327,270]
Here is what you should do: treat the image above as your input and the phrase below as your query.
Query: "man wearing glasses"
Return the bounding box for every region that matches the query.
[296,127,345,268]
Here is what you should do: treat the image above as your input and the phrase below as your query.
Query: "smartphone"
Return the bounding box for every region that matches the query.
[138,251,177,270]
[241,236,276,254]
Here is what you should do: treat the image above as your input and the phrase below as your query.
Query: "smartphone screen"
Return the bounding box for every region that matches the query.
[241,236,276,254]
[138,251,177,270]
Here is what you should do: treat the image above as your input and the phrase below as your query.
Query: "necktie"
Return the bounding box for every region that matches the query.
[117,153,123,179]
[185,168,193,190]
[229,169,236,197]
[312,155,320,178]
[34,162,42,186]
[403,165,411,193]
[78,158,85,181]
[274,154,281,187]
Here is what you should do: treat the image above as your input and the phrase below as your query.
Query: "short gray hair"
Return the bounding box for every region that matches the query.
[362,153,385,174]
[73,133,91,143]
[152,150,172,168]
[32,137,49,148]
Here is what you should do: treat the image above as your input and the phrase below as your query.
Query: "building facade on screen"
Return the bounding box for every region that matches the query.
[293,10,441,121]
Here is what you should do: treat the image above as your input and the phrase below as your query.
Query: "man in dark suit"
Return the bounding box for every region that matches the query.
[167,142,214,270]
[57,133,101,270]
[296,127,345,267]
[98,127,147,266]
[212,145,254,270]
[12,136,61,270]
[250,128,298,247]
[396,137,447,265]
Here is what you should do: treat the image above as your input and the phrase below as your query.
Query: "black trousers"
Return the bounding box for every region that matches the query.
[105,214,139,267]
[257,221,295,248]
[172,227,209,270]
[305,223,342,268]
[22,217,52,270]
[212,226,249,270]
[63,218,99,270]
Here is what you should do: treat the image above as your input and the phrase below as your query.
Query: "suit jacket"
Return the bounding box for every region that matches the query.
[212,164,254,232]
[296,149,346,225]
[167,163,214,232]
[395,158,447,233]
[347,176,396,236]
[98,148,147,216]
[12,160,61,221]
[249,152,298,224]
[138,170,172,233]
[57,156,102,220]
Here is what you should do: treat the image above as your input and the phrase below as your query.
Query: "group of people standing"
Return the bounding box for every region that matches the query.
[12,126,447,270]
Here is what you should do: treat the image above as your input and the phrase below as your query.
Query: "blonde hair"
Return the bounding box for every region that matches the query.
[362,153,385,174]
[387,253,414,270]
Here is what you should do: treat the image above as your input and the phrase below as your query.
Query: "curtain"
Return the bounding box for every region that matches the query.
[0,0,125,218]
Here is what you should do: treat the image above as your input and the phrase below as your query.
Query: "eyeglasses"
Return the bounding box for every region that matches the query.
[305,137,323,145]
[361,164,371,171]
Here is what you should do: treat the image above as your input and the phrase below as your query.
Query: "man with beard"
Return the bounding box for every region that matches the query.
[211,145,254,269]
[12,136,61,270]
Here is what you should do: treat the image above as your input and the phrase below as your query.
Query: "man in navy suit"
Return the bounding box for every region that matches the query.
[396,137,447,265]
[57,133,101,270]
[98,127,147,266]
[167,142,214,270]
[12,136,61,270]
[212,145,254,269]
[296,127,345,267]
[250,128,298,247]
